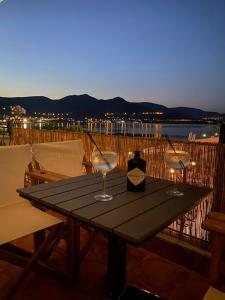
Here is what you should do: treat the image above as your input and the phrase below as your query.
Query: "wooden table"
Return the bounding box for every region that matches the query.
[18,170,212,299]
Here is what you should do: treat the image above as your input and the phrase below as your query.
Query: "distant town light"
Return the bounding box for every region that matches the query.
[170,168,175,174]
[202,133,207,137]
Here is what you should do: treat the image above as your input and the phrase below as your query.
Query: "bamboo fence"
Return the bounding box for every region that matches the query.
[12,128,225,248]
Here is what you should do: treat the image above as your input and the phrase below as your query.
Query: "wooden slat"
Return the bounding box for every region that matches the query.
[72,178,160,221]
[91,182,190,233]
[40,176,126,205]
[202,218,225,235]
[30,172,125,199]
[208,211,225,223]
[57,183,128,215]
[19,169,123,194]
[113,187,212,244]
[19,172,101,194]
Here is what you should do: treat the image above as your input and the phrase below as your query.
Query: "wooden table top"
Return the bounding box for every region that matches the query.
[18,170,212,245]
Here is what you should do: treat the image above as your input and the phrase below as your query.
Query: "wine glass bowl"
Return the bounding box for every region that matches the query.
[92,151,118,173]
[164,150,190,169]
[164,149,190,196]
[91,146,118,201]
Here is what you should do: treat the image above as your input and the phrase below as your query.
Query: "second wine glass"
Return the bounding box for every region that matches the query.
[92,145,118,201]
[164,149,190,196]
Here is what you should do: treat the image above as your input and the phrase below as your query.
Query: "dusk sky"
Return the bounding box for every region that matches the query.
[0,0,225,113]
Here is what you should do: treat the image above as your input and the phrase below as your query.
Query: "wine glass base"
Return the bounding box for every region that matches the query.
[166,189,184,197]
[94,194,113,202]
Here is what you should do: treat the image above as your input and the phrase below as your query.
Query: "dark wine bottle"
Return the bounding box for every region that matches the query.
[127,151,146,192]
[219,123,225,144]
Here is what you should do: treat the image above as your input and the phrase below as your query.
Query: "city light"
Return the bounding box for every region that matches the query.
[170,168,175,174]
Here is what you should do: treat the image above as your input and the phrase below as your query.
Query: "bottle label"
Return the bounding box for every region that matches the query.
[127,167,146,186]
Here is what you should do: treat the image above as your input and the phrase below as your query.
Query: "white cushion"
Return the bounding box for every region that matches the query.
[0,144,62,246]
[32,140,85,177]
[0,201,61,245]
[0,145,31,208]
[203,286,225,299]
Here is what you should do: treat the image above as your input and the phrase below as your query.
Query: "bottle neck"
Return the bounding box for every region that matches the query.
[134,151,140,159]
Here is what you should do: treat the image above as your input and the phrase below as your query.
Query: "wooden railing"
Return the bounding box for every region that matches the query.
[12,128,225,248]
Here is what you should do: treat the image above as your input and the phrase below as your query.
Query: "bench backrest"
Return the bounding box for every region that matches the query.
[32,139,85,177]
[0,145,31,208]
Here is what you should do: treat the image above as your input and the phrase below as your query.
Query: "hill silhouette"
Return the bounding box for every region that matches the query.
[0,94,224,120]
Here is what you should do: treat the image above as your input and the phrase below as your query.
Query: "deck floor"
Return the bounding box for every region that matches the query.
[0,229,210,300]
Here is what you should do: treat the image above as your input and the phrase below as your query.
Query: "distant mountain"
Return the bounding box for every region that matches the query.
[0,94,224,120]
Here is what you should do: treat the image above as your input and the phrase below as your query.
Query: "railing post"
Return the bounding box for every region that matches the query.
[214,123,225,212]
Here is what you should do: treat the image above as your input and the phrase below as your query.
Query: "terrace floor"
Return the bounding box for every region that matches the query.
[0,228,212,300]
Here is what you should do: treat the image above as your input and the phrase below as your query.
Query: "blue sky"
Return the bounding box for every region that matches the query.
[0,0,225,112]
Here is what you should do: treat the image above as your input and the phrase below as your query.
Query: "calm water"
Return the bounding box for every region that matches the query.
[81,121,218,140]
[26,120,218,140]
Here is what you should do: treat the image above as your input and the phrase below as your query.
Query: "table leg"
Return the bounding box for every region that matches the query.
[34,230,45,252]
[32,204,46,252]
[66,218,80,285]
[107,235,127,300]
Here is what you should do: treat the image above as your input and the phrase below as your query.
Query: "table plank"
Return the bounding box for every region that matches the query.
[18,171,127,216]
[19,169,123,194]
[30,172,125,199]
[57,183,128,215]
[56,178,160,218]
[91,182,190,232]
[72,178,170,222]
[113,187,212,244]
[40,175,126,205]
[20,172,100,194]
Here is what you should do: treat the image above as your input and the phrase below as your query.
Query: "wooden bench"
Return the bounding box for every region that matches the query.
[202,211,225,287]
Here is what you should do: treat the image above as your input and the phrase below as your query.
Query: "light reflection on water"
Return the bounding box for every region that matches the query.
[19,120,218,140]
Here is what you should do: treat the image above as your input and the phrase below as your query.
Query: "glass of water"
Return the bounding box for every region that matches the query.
[164,149,190,196]
[92,145,118,201]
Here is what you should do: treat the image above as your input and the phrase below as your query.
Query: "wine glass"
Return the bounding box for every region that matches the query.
[164,149,190,196]
[91,145,118,201]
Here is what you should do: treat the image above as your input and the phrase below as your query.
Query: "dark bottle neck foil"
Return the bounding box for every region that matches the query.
[219,123,225,144]
[134,151,140,158]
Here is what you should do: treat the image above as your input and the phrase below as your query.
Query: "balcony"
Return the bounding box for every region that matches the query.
[0,128,225,300]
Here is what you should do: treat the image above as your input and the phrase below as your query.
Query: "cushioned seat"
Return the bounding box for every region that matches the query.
[0,201,61,246]
[0,144,61,247]
[32,139,85,177]
[0,144,62,299]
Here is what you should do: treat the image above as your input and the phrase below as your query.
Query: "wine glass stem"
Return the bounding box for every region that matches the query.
[173,176,178,192]
[173,169,183,192]
[102,172,106,196]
